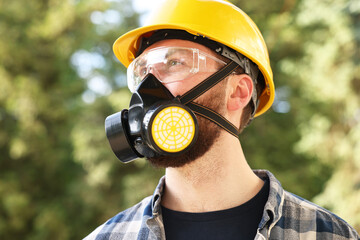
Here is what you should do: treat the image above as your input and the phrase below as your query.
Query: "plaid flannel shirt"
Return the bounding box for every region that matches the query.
[84,170,359,240]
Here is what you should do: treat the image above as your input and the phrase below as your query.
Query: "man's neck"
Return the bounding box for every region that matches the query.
[161,133,264,213]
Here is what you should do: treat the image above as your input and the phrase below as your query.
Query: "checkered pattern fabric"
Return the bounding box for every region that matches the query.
[84,170,359,240]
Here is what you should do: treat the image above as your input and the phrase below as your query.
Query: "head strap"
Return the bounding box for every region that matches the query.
[178,61,241,137]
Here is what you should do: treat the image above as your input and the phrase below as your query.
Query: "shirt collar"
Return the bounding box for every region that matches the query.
[148,170,285,228]
[253,170,285,229]
[151,176,165,216]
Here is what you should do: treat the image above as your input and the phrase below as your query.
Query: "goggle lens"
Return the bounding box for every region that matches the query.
[127,47,226,92]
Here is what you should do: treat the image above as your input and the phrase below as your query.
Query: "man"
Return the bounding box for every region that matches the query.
[85,0,359,239]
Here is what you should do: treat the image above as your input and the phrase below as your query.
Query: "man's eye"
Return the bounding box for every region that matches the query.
[139,67,147,76]
[168,59,183,66]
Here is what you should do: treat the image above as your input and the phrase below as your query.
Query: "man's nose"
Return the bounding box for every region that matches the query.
[145,65,180,96]
[146,65,161,79]
[147,65,154,74]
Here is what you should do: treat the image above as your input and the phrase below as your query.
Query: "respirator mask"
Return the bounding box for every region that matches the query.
[106,36,260,163]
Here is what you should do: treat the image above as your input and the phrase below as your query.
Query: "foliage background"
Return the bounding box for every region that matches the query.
[0,0,359,238]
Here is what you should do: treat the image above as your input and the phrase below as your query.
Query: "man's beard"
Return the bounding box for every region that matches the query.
[147,83,227,168]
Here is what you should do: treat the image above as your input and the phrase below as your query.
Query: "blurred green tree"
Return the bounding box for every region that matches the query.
[291,0,360,230]
[0,0,164,239]
[0,0,359,238]
[233,0,334,201]
[233,0,360,231]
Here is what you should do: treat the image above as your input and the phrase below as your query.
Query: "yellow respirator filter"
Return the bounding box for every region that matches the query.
[151,106,196,153]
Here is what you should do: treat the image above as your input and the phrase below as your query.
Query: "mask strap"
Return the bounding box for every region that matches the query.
[178,61,240,136]
[186,102,240,137]
[179,61,239,104]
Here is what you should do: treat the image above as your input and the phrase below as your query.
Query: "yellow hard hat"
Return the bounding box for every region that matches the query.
[113,0,274,117]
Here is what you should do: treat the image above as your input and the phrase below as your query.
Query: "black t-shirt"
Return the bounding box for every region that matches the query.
[161,179,270,240]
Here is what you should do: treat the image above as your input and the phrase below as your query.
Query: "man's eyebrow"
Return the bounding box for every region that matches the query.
[136,58,147,67]
[165,48,192,59]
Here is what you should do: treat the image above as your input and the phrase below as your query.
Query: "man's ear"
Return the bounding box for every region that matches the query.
[227,74,253,112]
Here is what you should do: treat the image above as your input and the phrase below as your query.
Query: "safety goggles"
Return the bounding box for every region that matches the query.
[127,47,227,92]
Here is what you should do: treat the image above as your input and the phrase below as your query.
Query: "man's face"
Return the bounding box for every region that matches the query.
[142,39,229,168]
[139,39,225,97]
